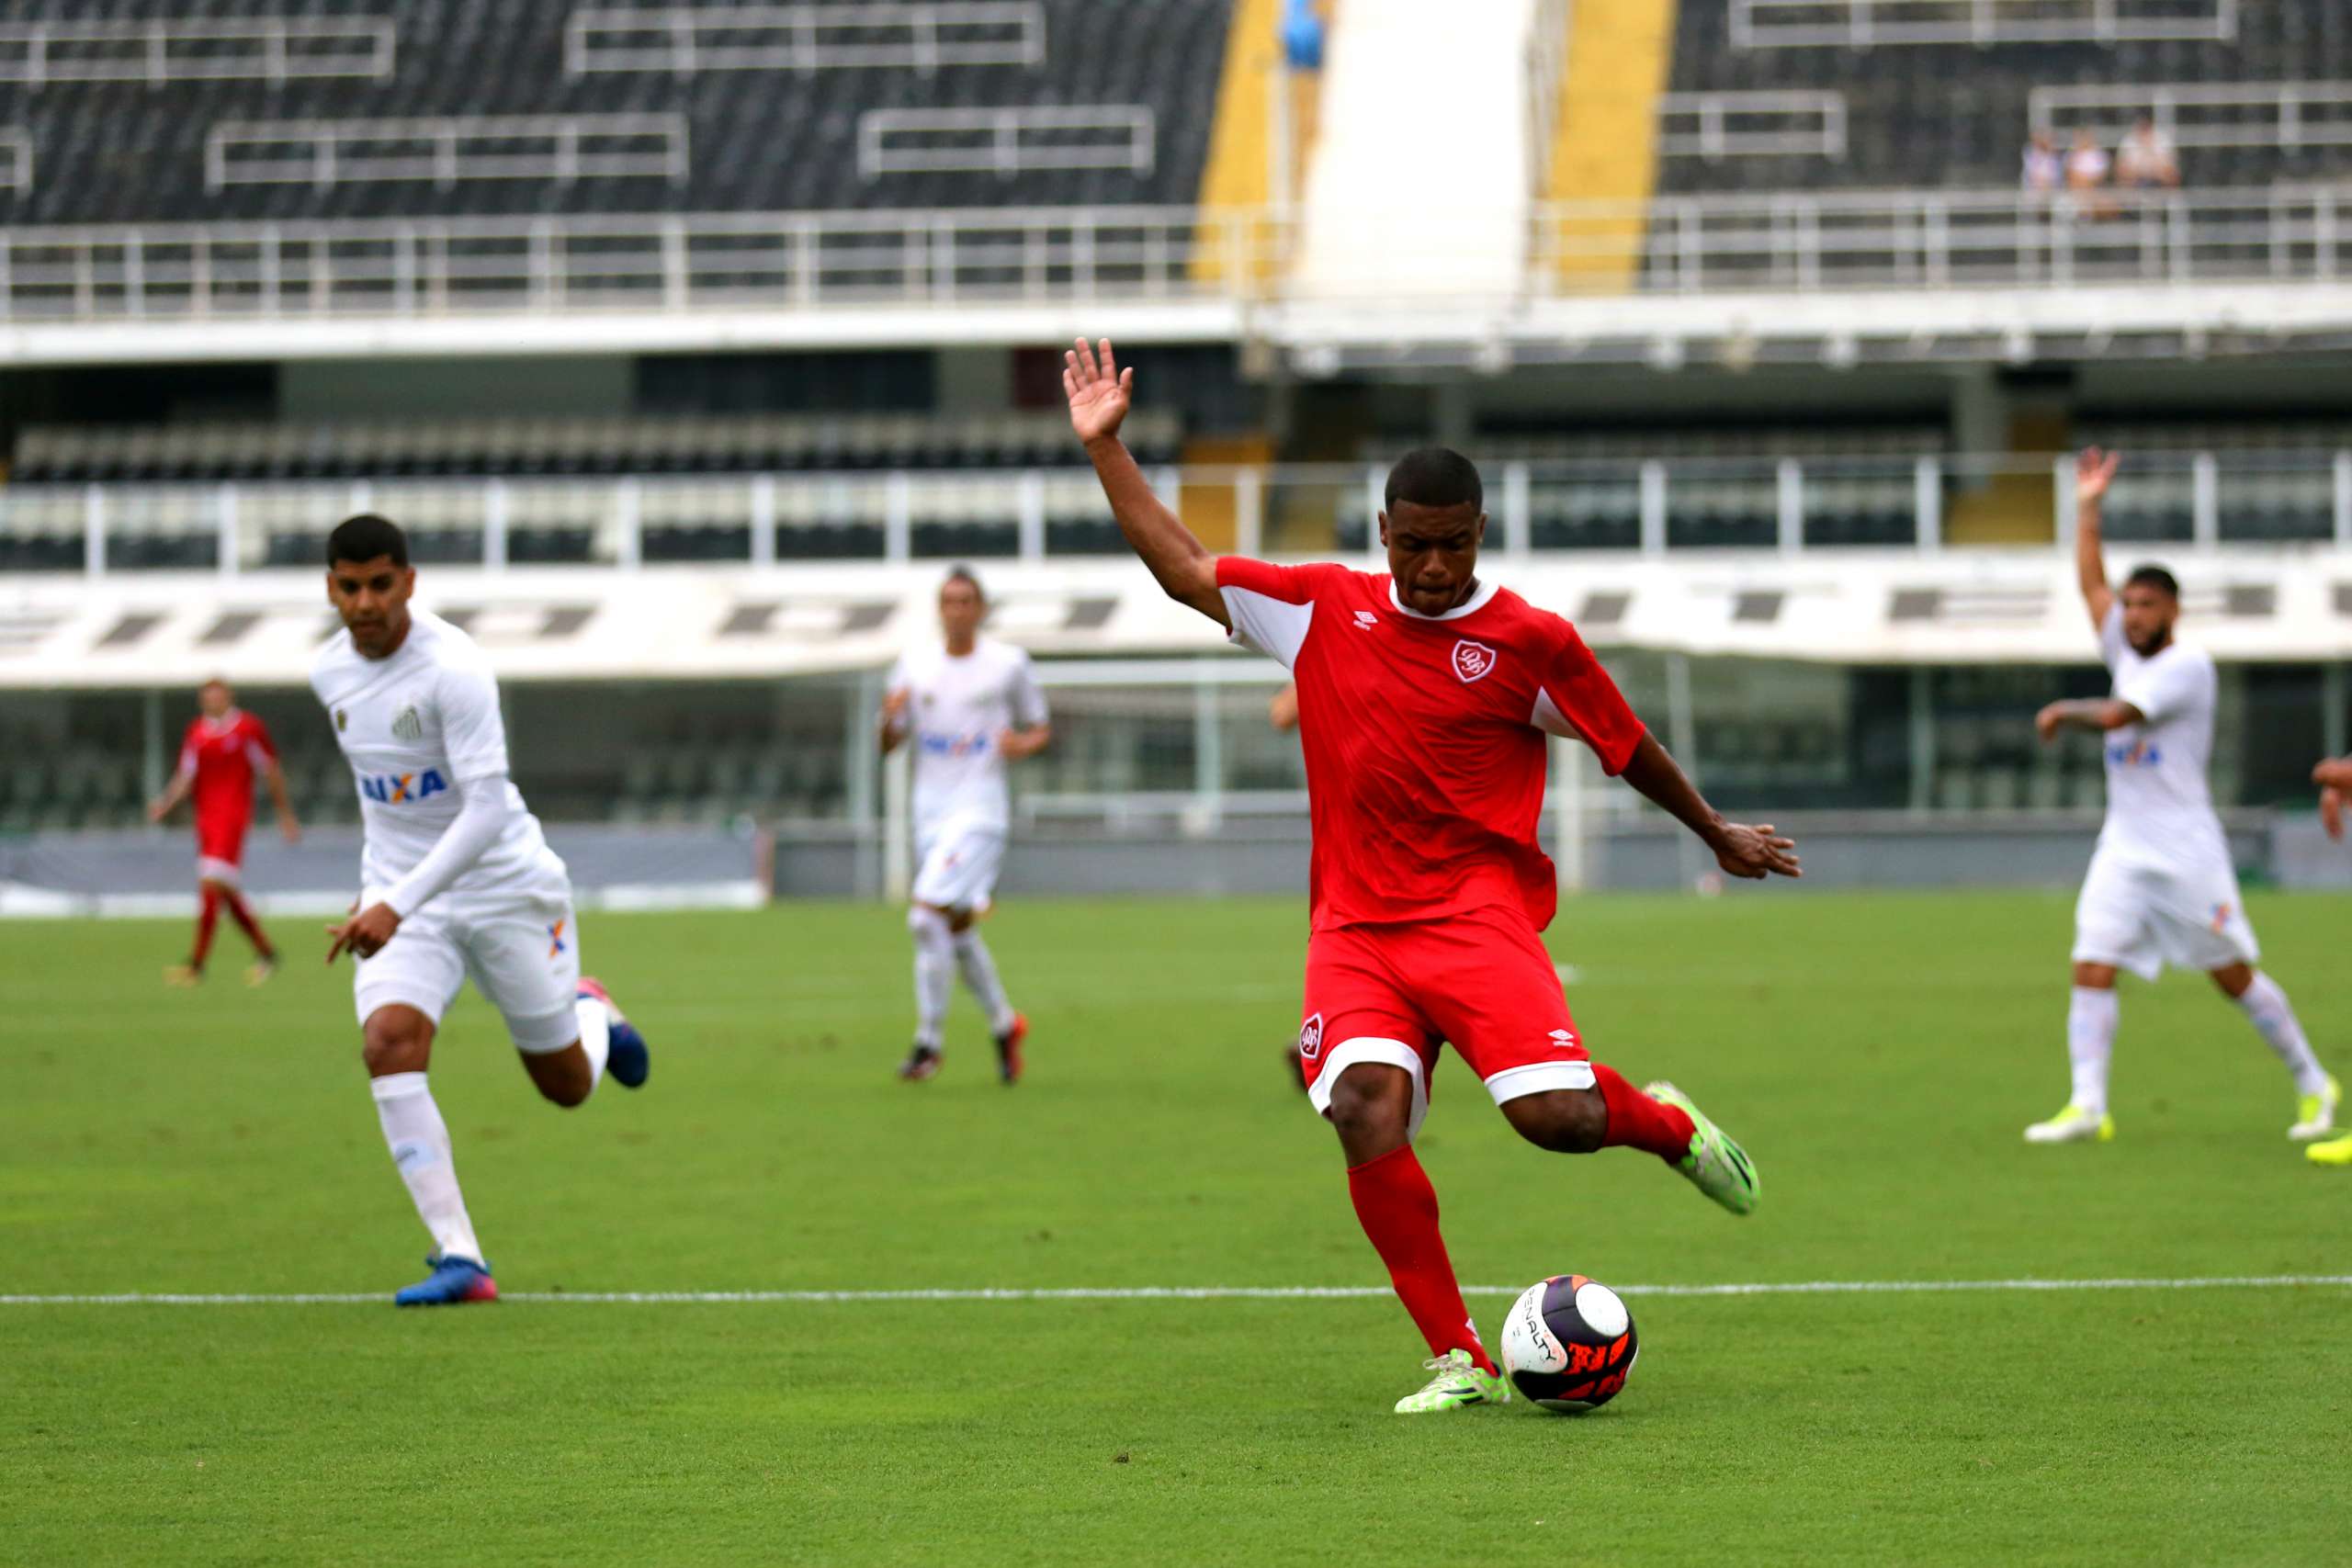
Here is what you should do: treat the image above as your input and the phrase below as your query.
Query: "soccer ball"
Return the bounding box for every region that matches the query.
[1499,1273,1638,1412]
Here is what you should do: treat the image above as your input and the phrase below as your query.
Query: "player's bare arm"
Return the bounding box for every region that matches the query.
[2317,757,2352,841]
[2035,697,2145,741]
[1270,682,1300,733]
[2072,446,2121,630]
[1618,731,1802,881]
[266,759,302,843]
[326,901,400,964]
[146,769,192,823]
[1067,337,1228,629]
[996,723,1053,762]
[877,686,911,755]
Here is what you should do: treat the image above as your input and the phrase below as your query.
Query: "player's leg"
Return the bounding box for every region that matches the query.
[167,875,226,986]
[2033,854,2149,1143]
[931,826,1023,1082]
[2209,962,2336,1140]
[900,903,955,1079]
[468,899,648,1108]
[1299,929,1504,1412]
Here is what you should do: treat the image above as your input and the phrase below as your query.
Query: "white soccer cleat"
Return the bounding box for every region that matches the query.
[2024,1104,2114,1145]
[2289,1076,2341,1143]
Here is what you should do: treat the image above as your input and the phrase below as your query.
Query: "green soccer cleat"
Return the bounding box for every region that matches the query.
[2024,1103,2115,1145]
[1645,1079,1760,1216]
[1393,1348,1510,1416]
[2289,1076,2340,1143]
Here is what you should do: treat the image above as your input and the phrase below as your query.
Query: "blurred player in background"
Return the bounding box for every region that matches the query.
[2027,451,2337,1147]
[2308,754,2352,1166]
[313,514,651,1305]
[146,678,300,987]
[879,567,1052,1084]
[1069,338,1796,1415]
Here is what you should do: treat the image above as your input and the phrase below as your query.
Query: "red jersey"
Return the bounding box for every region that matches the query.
[177,710,277,832]
[1216,558,1645,933]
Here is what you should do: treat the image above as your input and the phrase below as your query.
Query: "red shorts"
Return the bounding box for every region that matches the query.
[195,814,250,883]
[1297,904,1594,1141]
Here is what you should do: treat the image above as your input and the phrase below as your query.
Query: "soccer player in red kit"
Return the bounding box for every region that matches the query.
[146,679,301,987]
[1068,339,1802,1414]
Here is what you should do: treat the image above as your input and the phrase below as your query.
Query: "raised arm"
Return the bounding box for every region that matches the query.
[2073,446,2120,631]
[1066,337,1228,629]
[1617,733,1802,881]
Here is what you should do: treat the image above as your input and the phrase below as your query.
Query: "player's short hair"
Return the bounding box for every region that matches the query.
[326,513,409,570]
[941,565,986,602]
[2123,563,2180,600]
[1385,447,1483,515]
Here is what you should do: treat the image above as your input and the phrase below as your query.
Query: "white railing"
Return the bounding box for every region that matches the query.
[857,107,1155,179]
[1657,92,1847,160]
[565,3,1046,76]
[8,450,2346,577]
[1731,0,2237,50]
[2031,82,2352,150]
[205,116,691,192]
[0,17,395,86]
[0,130,28,195]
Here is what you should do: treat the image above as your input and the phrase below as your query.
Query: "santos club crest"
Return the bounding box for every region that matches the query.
[1452,640,1498,684]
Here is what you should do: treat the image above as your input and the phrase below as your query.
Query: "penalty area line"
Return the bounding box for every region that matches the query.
[3,1275,2350,1306]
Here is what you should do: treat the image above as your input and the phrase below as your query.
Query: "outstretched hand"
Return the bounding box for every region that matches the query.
[326,900,401,964]
[1064,337,1133,446]
[2076,446,2120,507]
[1711,822,1802,880]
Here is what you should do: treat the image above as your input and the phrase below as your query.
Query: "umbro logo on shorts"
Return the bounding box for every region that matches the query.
[1453,640,1498,683]
[1548,1027,1577,1048]
[1298,1011,1325,1061]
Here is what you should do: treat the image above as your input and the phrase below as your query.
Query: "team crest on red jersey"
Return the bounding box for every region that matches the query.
[1452,640,1499,684]
[1297,1011,1325,1061]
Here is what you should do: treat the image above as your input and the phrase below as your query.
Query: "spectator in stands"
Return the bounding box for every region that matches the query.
[2115,115,2180,191]
[2065,129,2114,219]
[2022,132,2064,198]
[1283,0,1325,71]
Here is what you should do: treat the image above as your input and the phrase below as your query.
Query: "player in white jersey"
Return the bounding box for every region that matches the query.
[878,568,1052,1083]
[311,514,652,1305]
[2026,452,2337,1146]
[2310,754,2352,1166]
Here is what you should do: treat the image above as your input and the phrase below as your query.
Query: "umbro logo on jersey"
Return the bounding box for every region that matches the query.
[391,706,424,742]
[1352,610,1380,629]
[1453,640,1498,683]
[1548,1027,1578,1048]
[1297,1011,1325,1061]
[359,769,447,804]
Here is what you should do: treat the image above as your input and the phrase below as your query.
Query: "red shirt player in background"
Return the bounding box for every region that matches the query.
[1068,338,1802,1415]
[146,678,301,986]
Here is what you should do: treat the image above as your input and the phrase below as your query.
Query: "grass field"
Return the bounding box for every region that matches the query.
[5,889,2350,1565]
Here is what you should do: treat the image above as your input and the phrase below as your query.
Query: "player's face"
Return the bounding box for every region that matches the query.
[326,555,417,659]
[939,581,985,643]
[197,682,232,718]
[1381,501,1487,616]
[2120,581,2177,656]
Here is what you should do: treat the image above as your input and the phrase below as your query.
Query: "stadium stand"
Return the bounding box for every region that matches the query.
[0,1,1233,226]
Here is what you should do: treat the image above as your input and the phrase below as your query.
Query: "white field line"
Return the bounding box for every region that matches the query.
[3,1275,2349,1306]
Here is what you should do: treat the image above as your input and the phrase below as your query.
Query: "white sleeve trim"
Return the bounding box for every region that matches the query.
[1219,586,1315,670]
[1306,1036,1430,1143]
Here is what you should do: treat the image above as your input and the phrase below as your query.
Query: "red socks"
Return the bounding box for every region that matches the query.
[1594,1065,1696,1158]
[220,887,274,960]
[1346,1145,1497,1376]
[192,886,274,971]
[191,886,223,969]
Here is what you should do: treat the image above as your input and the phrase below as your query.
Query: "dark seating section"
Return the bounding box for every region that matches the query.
[0,1,1230,227]
[1660,2,2352,197]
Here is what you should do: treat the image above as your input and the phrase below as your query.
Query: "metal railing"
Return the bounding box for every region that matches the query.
[1657,91,1848,161]
[0,17,395,86]
[8,450,2346,578]
[0,130,28,195]
[205,116,691,192]
[564,3,1046,76]
[2030,81,2352,150]
[1730,0,2237,50]
[856,107,1155,180]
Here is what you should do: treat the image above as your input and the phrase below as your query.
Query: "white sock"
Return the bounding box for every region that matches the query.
[2067,986,2120,1117]
[573,996,610,1090]
[952,928,1017,1035]
[370,1072,484,1265]
[2235,973,2329,1096]
[909,906,953,1048]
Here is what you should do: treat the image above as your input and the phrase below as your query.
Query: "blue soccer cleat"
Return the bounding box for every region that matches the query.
[394,1254,498,1307]
[579,976,650,1089]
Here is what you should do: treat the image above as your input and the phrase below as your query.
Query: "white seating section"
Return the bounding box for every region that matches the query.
[205,116,690,191]
[857,107,1154,179]
[1730,0,2239,51]
[563,3,1047,76]
[0,17,395,86]
[1657,92,1847,160]
[2030,82,2352,151]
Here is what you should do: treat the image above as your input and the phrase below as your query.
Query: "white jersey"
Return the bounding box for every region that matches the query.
[311,609,565,904]
[888,637,1048,837]
[2095,602,2227,867]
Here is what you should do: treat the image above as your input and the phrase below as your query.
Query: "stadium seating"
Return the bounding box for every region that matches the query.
[1657,1,2352,197]
[0,2,1232,227]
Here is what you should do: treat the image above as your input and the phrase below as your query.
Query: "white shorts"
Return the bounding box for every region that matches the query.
[911,817,1007,913]
[2072,846,2259,982]
[353,884,582,1054]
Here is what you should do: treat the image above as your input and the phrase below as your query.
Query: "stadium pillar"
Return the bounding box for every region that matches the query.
[883,732,911,904]
[849,668,883,900]
[215,486,240,578]
[1193,660,1224,832]
[1639,461,1667,556]
[1666,652,1704,890]
[2191,453,2220,548]
[1908,668,1937,815]
[82,485,105,576]
[2324,664,2348,764]
[1503,462,1532,558]
[483,481,509,571]
[751,475,776,569]
[1776,459,1804,555]
[1915,457,1942,552]
[615,479,641,570]
[2333,452,2351,547]
[141,688,164,811]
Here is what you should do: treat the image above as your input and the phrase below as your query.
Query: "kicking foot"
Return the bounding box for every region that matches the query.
[243,955,278,987]
[2024,1104,2115,1145]
[394,1254,498,1307]
[899,1043,942,1082]
[164,964,202,987]
[993,1013,1027,1086]
[1645,1079,1760,1216]
[2308,1131,2352,1167]
[2289,1076,2340,1143]
[1394,1348,1510,1415]
[579,976,650,1089]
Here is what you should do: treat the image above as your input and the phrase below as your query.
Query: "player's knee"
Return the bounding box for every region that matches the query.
[1504,1089,1608,1154]
[360,1017,429,1077]
[1323,1065,1412,1148]
[908,905,948,940]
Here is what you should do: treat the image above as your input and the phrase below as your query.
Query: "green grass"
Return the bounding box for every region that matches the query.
[4,891,2350,1565]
